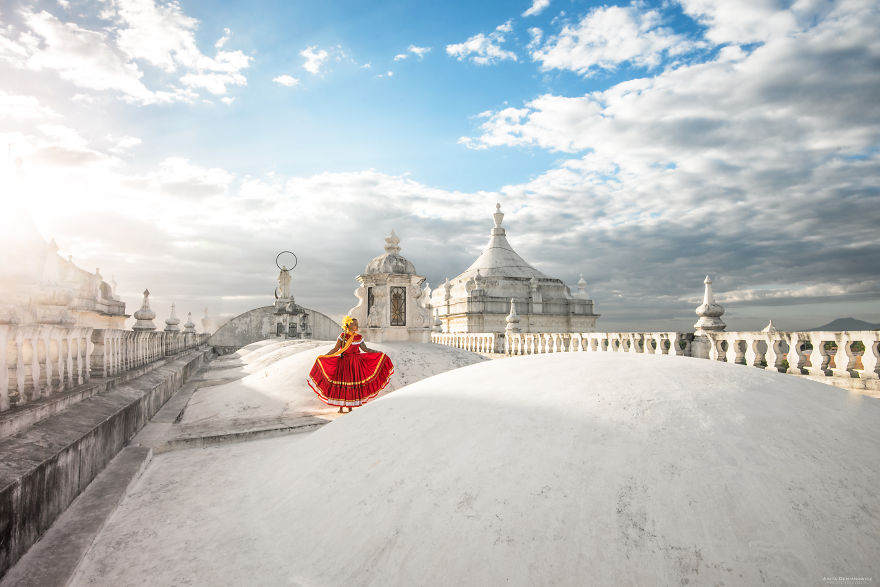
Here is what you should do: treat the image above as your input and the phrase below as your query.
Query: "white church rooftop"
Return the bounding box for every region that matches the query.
[458,203,548,280]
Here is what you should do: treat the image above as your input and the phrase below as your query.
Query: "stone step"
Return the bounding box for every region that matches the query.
[153,414,330,452]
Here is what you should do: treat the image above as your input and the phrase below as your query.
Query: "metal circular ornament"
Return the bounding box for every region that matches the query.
[276,251,298,271]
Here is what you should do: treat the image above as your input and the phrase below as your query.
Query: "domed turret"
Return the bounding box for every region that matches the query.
[348,230,431,342]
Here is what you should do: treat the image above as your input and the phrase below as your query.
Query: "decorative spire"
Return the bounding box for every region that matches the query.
[384,230,401,254]
[505,298,521,333]
[694,275,726,333]
[132,289,157,331]
[492,203,506,236]
[576,274,589,299]
[164,303,181,332]
[762,319,777,333]
[493,203,504,227]
[432,308,442,333]
[183,311,196,333]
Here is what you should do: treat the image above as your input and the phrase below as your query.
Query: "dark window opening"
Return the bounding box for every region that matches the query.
[390,286,406,326]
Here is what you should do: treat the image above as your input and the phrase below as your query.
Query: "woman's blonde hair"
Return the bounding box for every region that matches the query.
[342,315,355,332]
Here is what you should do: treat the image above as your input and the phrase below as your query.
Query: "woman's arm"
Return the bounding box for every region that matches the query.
[360,340,373,353]
[327,336,343,354]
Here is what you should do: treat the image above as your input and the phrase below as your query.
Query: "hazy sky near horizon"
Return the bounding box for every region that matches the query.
[0,0,878,331]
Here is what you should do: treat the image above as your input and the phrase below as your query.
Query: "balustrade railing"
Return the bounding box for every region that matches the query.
[504,331,694,356]
[430,333,504,354]
[431,329,880,384]
[702,330,879,381]
[2,325,209,414]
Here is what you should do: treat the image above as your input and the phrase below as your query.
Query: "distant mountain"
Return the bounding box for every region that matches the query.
[806,317,880,331]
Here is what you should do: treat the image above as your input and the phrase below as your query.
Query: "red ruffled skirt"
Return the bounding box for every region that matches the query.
[308,350,394,407]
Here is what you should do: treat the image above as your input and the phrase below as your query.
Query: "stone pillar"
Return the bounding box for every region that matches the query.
[164,304,181,332]
[691,275,726,359]
[132,289,157,331]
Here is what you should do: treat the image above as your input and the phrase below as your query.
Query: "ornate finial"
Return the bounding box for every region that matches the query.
[576,274,589,299]
[493,203,504,228]
[133,289,157,331]
[505,298,521,332]
[694,275,726,333]
[184,312,196,333]
[432,308,442,332]
[165,303,181,332]
[48,238,59,253]
[762,319,777,333]
[384,229,401,254]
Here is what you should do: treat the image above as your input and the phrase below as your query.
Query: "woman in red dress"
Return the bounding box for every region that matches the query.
[308,316,394,413]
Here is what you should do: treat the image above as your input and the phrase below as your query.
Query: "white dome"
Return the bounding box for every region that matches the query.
[363,229,418,275]
[245,353,880,585]
[363,253,417,276]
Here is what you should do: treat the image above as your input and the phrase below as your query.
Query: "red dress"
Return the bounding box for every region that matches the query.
[308,333,394,407]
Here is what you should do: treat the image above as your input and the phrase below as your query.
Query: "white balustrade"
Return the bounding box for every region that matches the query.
[429,329,880,387]
[0,325,210,414]
[1,324,93,412]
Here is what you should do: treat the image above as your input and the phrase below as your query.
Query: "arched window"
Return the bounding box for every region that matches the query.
[390,286,406,326]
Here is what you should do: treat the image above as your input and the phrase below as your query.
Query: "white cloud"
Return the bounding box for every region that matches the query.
[446,20,518,65]
[677,0,801,45]
[272,74,300,87]
[107,134,142,154]
[13,9,164,104]
[452,0,880,326]
[221,96,235,105]
[393,53,407,61]
[215,27,231,49]
[0,91,59,120]
[155,157,234,197]
[0,3,249,104]
[300,46,329,75]
[407,44,431,59]
[531,3,696,75]
[522,0,550,18]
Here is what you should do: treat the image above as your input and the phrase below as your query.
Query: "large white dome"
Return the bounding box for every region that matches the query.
[251,353,880,585]
[70,353,880,586]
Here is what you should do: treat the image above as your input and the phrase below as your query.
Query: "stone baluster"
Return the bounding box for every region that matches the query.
[786,334,805,374]
[0,324,9,411]
[29,327,42,401]
[73,329,83,385]
[763,333,784,371]
[858,336,879,379]
[724,335,739,364]
[14,328,25,407]
[647,334,658,354]
[807,333,829,376]
[831,333,854,378]
[64,331,74,388]
[671,332,691,357]
[743,336,759,367]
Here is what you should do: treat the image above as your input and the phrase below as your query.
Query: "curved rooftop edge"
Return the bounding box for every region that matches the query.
[208,305,342,350]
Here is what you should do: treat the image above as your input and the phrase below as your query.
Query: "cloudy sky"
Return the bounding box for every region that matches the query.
[0,0,878,332]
